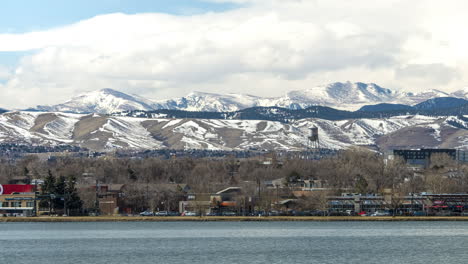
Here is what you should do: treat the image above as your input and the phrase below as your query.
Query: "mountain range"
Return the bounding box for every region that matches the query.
[26,82,468,114]
[1,82,466,152]
[116,96,468,124]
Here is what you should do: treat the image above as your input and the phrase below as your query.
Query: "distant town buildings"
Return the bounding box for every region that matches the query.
[2,147,468,217]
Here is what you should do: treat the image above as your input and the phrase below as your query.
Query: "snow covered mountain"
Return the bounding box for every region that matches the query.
[451,87,468,99]
[404,89,450,104]
[33,88,154,114]
[1,111,468,151]
[268,82,406,110]
[27,82,468,114]
[150,82,413,112]
[152,91,263,112]
[152,82,459,112]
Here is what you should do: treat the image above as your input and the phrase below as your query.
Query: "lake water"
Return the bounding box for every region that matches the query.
[1,221,468,264]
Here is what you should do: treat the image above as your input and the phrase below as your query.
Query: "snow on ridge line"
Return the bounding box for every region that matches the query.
[0,111,465,151]
[27,82,468,114]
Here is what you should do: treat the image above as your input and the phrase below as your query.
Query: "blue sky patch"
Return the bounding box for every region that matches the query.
[0,0,238,33]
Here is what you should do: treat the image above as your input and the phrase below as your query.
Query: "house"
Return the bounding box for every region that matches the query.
[275,199,299,210]
[179,192,211,214]
[98,184,126,215]
[268,176,328,191]
[210,187,255,215]
[178,186,256,215]
[77,183,127,215]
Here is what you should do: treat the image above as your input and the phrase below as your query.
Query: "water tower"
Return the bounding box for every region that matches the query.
[308,126,320,150]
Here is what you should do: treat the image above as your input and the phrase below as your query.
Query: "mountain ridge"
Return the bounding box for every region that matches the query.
[25,82,468,114]
[118,97,468,123]
[33,88,155,114]
[1,111,467,152]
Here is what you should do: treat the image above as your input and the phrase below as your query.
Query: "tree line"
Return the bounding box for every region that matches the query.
[0,148,466,213]
[39,171,83,215]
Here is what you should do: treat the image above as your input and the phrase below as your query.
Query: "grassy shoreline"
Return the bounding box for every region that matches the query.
[3,216,468,222]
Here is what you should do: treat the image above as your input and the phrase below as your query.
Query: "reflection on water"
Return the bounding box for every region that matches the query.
[1,221,467,264]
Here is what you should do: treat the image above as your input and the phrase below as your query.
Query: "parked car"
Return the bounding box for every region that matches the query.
[168,211,181,216]
[206,212,220,216]
[345,210,356,216]
[370,211,391,217]
[182,211,198,216]
[139,211,154,216]
[291,210,309,216]
[278,211,292,216]
[435,211,453,216]
[309,210,326,216]
[154,211,169,216]
[221,211,237,216]
[328,211,349,216]
[411,211,427,216]
[251,211,267,216]
[268,210,279,216]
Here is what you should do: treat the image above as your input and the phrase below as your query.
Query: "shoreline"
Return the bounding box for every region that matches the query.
[3,216,468,222]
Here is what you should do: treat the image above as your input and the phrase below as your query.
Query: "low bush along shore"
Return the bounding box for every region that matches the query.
[3,216,468,222]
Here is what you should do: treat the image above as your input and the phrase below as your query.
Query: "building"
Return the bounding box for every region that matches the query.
[178,193,211,215]
[325,192,468,216]
[178,186,256,215]
[421,193,468,216]
[327,193,426,215]
[392,149,457,168]
[0,184,43,216]
[267,176,328,191]
[98,184,126,215]
[78,183,127,215]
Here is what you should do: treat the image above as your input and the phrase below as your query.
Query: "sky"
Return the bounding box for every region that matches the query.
[0,0,468,108]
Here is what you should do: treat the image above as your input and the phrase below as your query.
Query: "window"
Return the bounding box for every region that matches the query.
[11,202,21,208]
[26,202,34,207]
[1,202,8,207]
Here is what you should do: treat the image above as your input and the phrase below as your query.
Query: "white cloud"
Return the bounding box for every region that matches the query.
[0,65,12,80]
[0,0,467,108]
[396,64,460,85]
